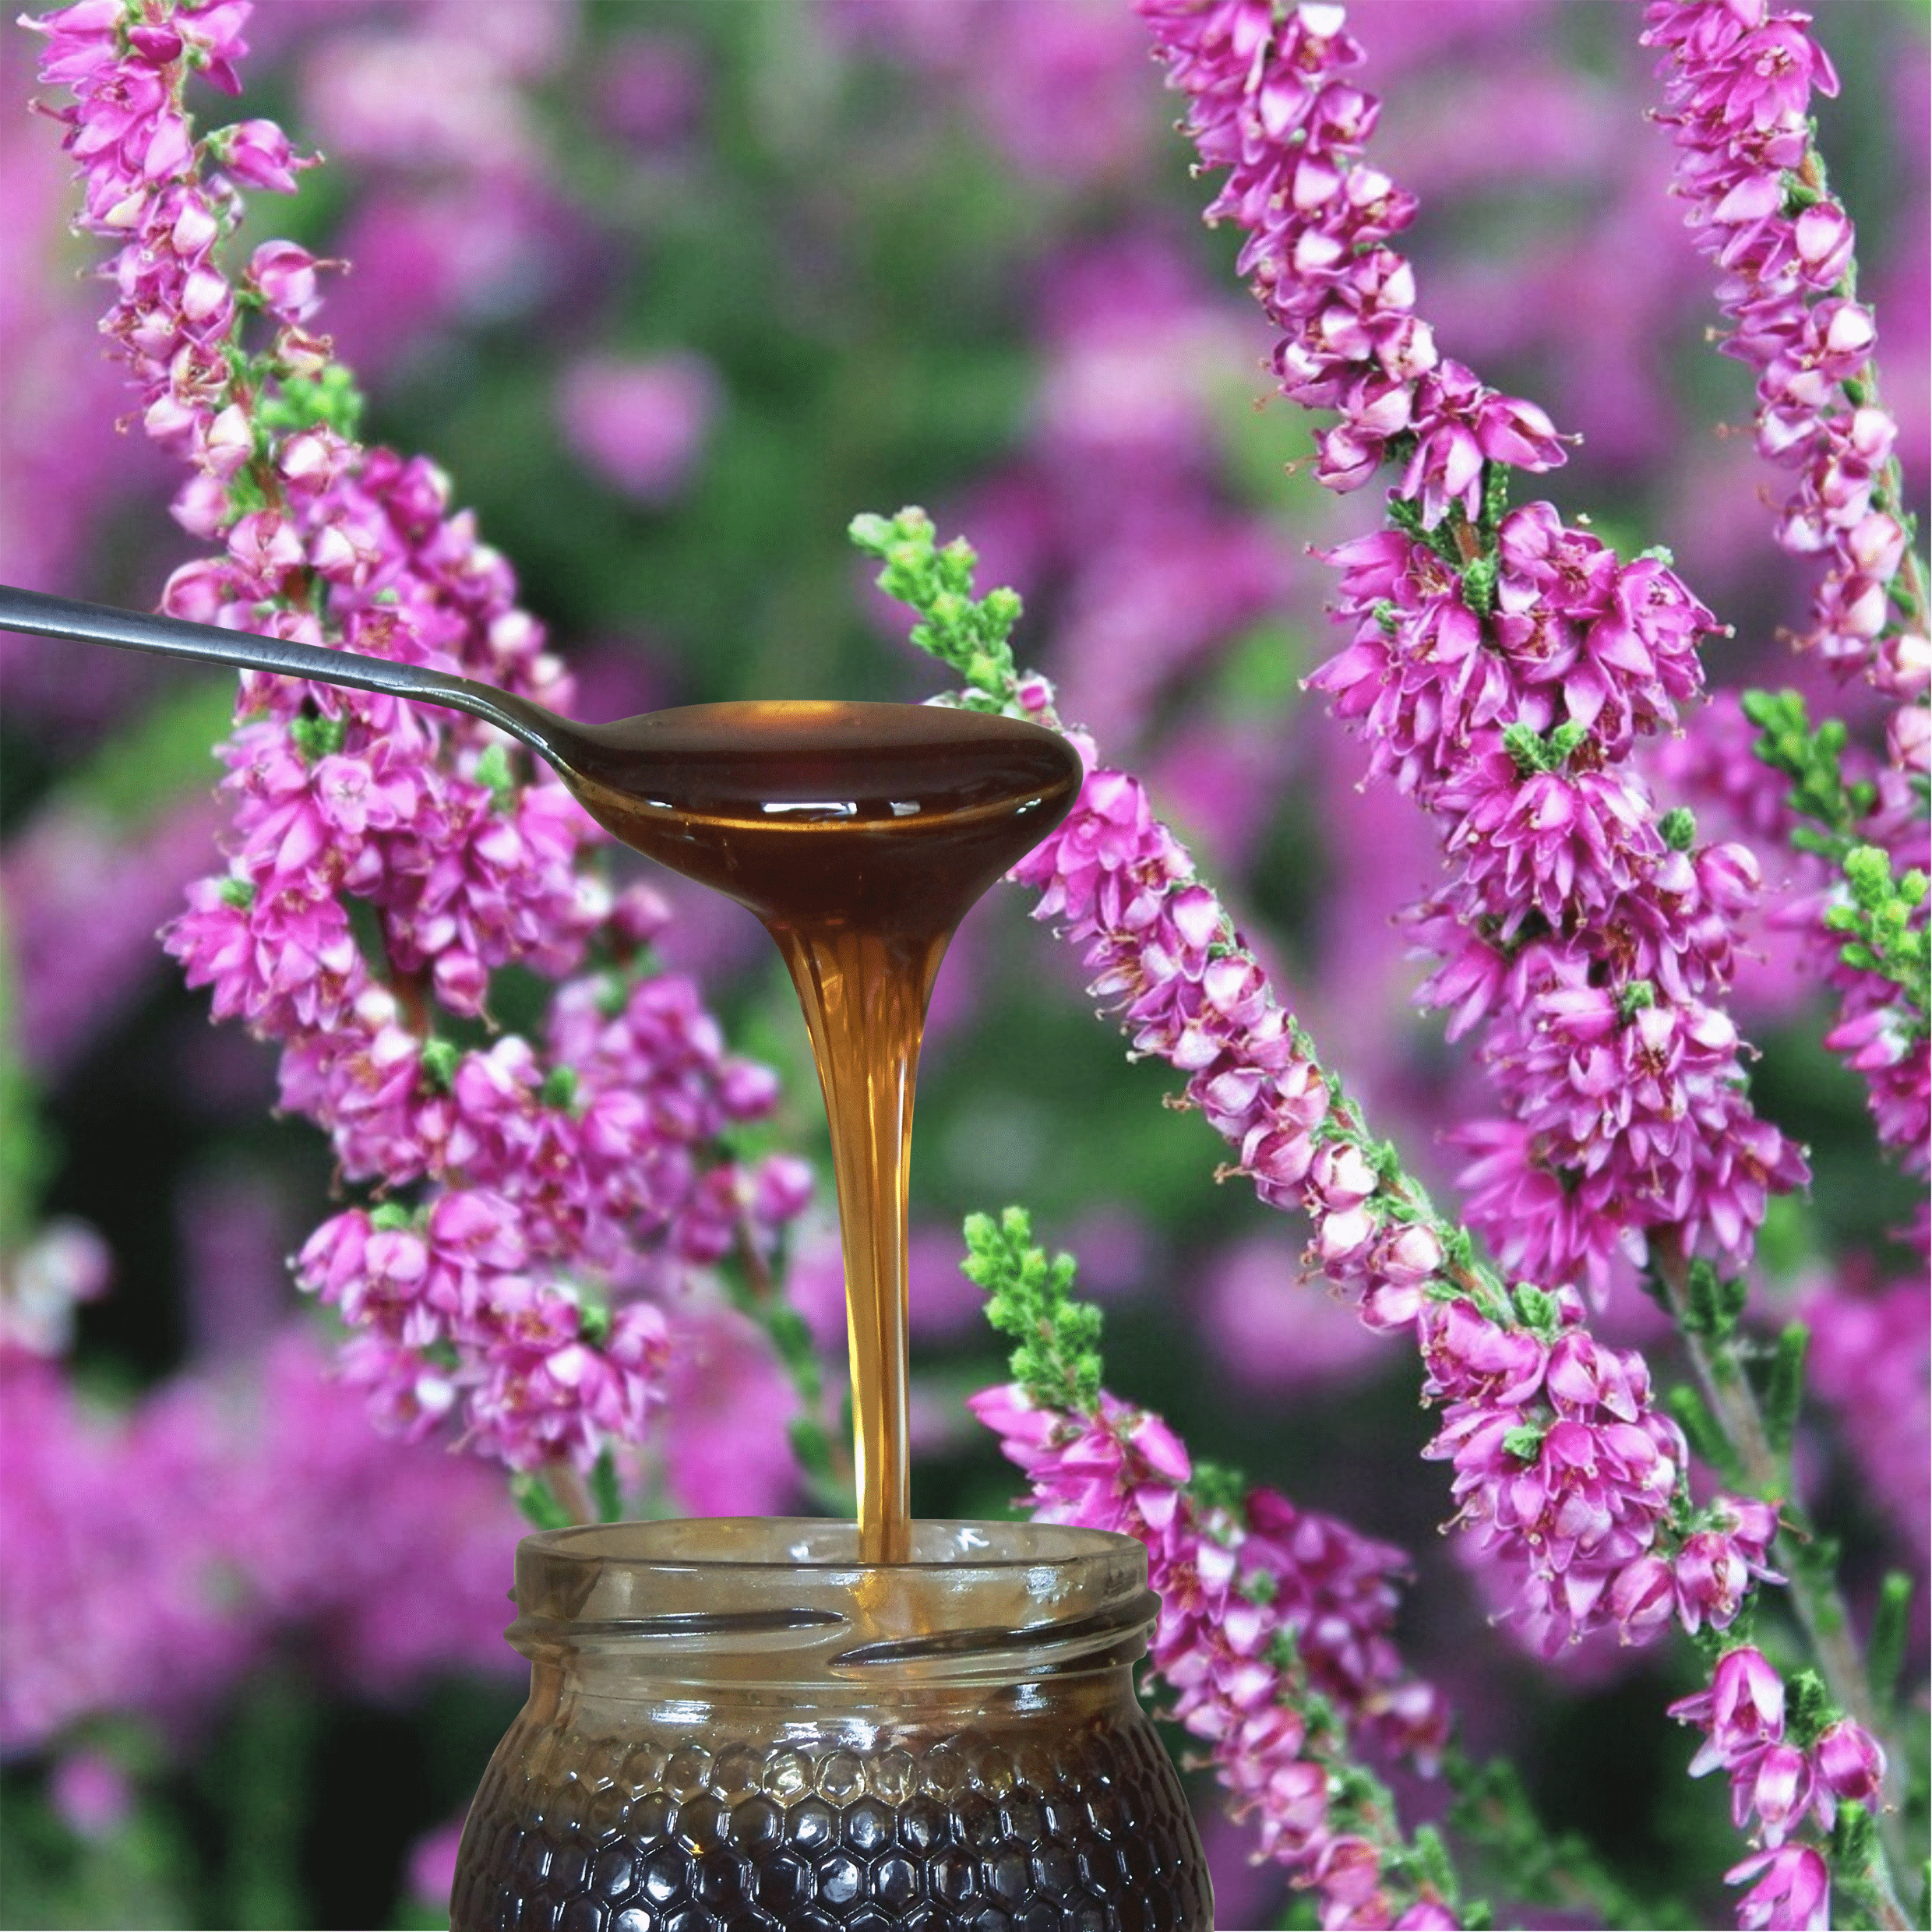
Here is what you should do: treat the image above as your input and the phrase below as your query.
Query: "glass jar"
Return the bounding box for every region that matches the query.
[450,1517,1212,1932]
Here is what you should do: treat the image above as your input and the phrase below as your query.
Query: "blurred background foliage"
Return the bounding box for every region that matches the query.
[0,1,1924,1925]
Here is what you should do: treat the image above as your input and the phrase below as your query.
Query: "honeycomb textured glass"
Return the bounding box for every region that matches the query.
[447,1519,1211,1932]
[453,1710,1209,1932]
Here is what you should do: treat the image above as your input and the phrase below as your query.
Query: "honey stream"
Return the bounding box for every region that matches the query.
[558,700,1082,1564]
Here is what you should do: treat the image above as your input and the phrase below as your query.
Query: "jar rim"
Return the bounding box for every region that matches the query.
[508,1518,1157,1684]
[520,1515,1138,1577]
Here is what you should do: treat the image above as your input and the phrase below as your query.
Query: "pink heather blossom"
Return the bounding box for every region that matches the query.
[1134,0,1807,1297]
[972,1380,1453,1923]
[1449,957,1807,1299]
[29,0,810,1479]
[1668,1643,1886,1895]
[1672,1645,1788,1776]
[1418,1294,1716,1658]
[1800,1271,1930,1565]
[1734,1743,1814,1848]
[0,1326,521,1751]
[1725,1844,1830,1932]
[1643,0,1921,702]
[1673,1497,1782,1636]
[1809,1718,1887,1828]
[48,1750,134,1840]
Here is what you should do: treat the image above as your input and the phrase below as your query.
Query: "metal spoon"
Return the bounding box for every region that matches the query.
[0,580,596,777]
[0,579,1083,905]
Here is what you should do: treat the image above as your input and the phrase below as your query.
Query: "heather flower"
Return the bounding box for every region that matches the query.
[0,1324,521,1750]
[1304,527,1515,799]
[1420,1300,1694,1659]
[29,0,810,1484]
[1671,1645,1787,1778]
[972,1376,1454,1918]
[554,351,719,505]
[1137,0,1807,1299]
[1667,1640,1886,1907]
[1490,505,1710,757]
[1725,1844,1830,1932]
[1436,751,1658,933]
[1798,1271,1930,1564]
[1674,1497,1782,1635]
[1809,1718,1886,1827]
[1644,0,1924,704]
[1736,1743,1813,1848]
[48,1750,133,1840]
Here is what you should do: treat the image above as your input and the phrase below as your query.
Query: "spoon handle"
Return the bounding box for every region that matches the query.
[0,581,559,763]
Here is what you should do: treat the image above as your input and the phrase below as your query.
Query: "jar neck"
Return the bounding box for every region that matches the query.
[505,1518,1158,1704]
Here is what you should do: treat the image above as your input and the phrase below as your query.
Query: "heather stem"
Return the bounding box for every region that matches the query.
[1783,150,1930,658]
[1443,1747,1672,1930]
[1654,1246,1916,1903]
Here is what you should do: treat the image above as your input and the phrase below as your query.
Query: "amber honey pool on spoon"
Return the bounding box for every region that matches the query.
[0,584,1214,1931]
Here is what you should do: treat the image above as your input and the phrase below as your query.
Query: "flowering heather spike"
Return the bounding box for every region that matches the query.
[865,506,1802,1664]
[1667,1644,1888,1923]
[1132,0,1564,524]
[1638,0,1931,1198]
[1127,2,1809,1303]
[28,0,810,1484]
[966,1220,1461,1925]
[1640,0,1930,721]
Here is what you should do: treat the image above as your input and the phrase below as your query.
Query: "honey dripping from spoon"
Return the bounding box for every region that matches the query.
[559,700,1082,1565]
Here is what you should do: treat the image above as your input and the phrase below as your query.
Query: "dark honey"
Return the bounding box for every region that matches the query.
[448,1519,1212,1932]
[559,700,1081,943]
[561,703,1082,1565]
[450,1711,1211,1932]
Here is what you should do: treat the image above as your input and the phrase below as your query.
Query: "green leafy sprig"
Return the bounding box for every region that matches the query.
[962,1206,1102,1413]
[1744,689,1930,1022]
[849,508,1023,709]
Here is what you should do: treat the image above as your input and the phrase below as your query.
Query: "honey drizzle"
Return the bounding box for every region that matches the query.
[557,700,1081,1563]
